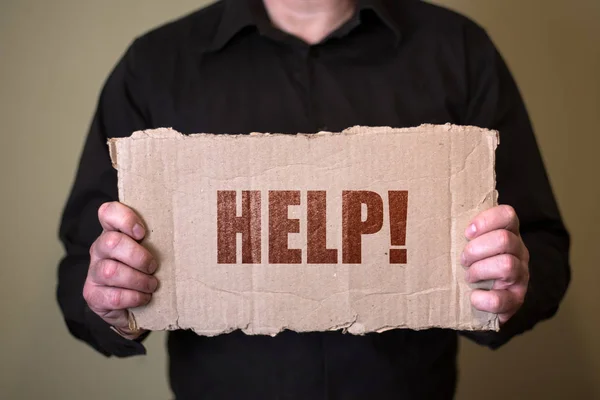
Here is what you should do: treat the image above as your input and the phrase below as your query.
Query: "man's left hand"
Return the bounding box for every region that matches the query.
[461,205,530,324]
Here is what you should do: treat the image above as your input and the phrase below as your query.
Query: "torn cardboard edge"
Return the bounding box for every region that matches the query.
[109,124,500,336]
[108,124,500,165]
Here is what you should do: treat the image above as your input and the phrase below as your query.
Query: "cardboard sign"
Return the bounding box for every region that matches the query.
[108,125,500,335]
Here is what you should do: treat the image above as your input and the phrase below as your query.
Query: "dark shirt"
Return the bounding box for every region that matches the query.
[57,0,570,398]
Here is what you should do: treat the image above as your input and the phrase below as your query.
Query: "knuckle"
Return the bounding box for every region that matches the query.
[514,281,528,298]
[82,284,93,304]
[498,254,517,277]
[83,285,102,308]
[488,293,502,311]
[108,288,122,308]
[102,231,123,250]
[498,230,512,250]
[100,259,119,281]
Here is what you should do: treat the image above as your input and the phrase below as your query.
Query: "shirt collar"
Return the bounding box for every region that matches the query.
[208,0,402,52]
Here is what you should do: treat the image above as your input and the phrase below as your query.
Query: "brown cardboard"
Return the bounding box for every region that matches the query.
[108,124,500,335]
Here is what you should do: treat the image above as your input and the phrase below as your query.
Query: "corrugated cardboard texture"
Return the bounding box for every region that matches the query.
[109,124,499,335]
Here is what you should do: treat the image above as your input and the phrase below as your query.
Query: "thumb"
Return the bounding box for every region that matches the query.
[97,309,142,338]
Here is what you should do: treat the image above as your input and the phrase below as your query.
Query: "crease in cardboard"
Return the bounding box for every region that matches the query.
[448,131,458,327]
[171,192,181,330]
[109,124,500,335]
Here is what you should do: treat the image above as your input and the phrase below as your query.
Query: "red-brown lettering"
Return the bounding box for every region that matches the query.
[342,191,384,264]
[388,191,409,264]
[217,191,261,264]
[269,191,302,264]
[307,191,338,264]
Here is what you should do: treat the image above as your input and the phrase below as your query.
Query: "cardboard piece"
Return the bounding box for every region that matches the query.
[108,124,500,336]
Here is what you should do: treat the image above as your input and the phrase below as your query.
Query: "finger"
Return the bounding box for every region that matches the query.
[84,284,151,312]
[90,259,158,294]
[98,201,146,240]
[461,229,523,267]
[96,309,130,330]
[465,254,522,285]
[91,231,157,274]
[466,205,519,240]
[470,289,521,315]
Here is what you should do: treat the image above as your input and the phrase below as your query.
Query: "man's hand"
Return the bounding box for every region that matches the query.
[83,202,158,339]
[462,205,530,324]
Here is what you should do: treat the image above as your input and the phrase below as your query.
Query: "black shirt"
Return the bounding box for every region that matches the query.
[57,0,570,398]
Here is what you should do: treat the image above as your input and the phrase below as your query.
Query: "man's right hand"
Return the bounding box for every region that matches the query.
[83,202,158,340]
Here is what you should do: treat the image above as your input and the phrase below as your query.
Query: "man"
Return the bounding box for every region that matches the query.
[57,0,570,398]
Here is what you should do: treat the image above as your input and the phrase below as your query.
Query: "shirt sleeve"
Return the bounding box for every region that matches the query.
[458,23,571,349]
[57,40,151,357]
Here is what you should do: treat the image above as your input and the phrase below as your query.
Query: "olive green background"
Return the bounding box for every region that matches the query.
[1,1,598,398]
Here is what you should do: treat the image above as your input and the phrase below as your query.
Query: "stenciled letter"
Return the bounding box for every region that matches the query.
[217,191,261,264]
[342,191,383,264]
[269,190,302,264]
[307,191,338,264]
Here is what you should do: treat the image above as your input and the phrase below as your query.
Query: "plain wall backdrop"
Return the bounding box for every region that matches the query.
[1,0,598,398]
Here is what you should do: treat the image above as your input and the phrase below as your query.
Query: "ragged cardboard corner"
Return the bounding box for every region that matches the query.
[108,124,500,336]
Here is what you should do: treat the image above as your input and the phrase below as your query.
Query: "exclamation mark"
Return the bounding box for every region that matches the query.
[388,191,408,264]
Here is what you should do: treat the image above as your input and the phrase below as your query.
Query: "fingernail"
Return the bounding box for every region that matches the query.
[150,277,159,292]
[133,223,145,239]
[149,260,158,274]
[468,224,477,237]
